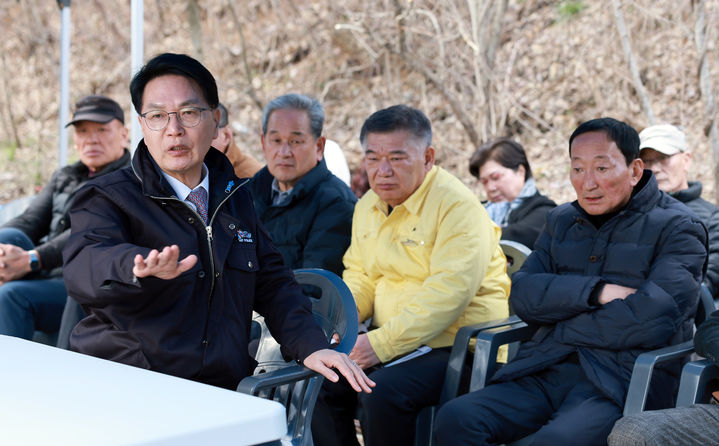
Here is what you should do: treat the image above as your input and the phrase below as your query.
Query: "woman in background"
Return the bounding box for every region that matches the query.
[469,138,556,248]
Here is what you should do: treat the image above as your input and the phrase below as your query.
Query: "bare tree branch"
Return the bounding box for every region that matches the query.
[694,0,719,200]
[225,0,263,110]
[0,53,22,158]
[611,0,656,124]
[186,0,203,60]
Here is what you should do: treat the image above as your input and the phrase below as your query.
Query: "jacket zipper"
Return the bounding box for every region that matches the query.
[197,179,247,360]
[149,178,249,364]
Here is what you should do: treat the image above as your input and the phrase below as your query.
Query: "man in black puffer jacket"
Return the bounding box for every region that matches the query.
[434,118,708,446]
[0,95,130,339]
[639,123,719,298]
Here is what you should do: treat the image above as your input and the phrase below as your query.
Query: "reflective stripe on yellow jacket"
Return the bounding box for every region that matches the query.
[343,166,510,362]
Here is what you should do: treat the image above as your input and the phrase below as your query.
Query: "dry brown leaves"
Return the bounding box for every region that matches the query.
[1,0,718,205]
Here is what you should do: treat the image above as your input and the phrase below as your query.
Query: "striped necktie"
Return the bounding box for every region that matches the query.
[187,187,209,225]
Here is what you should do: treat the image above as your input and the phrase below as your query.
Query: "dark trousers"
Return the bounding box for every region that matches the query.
[434,361,622,446]
[312,348,452,446]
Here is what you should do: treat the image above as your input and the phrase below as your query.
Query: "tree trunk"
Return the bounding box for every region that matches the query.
[694,0,719,201]
[611,0,656,125]
[186,0,203,60]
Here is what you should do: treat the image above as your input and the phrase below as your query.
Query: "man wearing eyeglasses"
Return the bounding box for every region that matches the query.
[62,53,374,393]
[639,124,719,297]
[0,95,130,340]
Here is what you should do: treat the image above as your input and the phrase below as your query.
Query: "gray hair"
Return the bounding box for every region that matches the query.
[261,93,324,139]
[359,104,432,150]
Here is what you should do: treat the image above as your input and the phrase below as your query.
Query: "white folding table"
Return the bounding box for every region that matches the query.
[0,335,286,445]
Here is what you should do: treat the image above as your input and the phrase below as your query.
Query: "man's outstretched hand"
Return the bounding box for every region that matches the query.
[303,349,376,393]
[133,245,197,280]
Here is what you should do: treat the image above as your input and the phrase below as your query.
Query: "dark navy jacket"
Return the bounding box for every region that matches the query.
[672,181,719,297]
[63,142,329,389]
[247,159,356,276]
[501,191,556,249]
[493,171,708,408]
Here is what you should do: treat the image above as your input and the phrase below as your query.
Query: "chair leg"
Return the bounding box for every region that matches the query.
[414,406,436,446]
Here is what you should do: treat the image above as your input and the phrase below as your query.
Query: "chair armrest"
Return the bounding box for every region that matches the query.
[676,359,719,407]
[237,364,318,395]
[439,316,523,405]
[623,340,694,416]
[469,322,538,392]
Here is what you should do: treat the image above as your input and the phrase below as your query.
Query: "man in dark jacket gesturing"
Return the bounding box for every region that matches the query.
[434,118,708,446]
[62,53,373,393]
[247,93,356,276]
[0,95,130,339]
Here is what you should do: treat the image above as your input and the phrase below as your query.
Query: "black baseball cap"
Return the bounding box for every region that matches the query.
[65,95,124,127]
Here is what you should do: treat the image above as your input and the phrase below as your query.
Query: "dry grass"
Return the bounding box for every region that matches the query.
[1,0,718,205]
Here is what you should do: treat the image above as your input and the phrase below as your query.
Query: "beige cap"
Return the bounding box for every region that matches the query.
[639,124,688,155]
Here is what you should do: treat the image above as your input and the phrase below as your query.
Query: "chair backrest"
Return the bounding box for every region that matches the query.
[56,297,85,349]
[696,283,715,327]
[250,268,357,446]
[253,268,357,372]
[0,196,34,226]
[499,240,532,278]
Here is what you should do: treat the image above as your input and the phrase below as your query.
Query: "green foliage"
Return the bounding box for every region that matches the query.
[0,139,17,161]
[557,0,586,20]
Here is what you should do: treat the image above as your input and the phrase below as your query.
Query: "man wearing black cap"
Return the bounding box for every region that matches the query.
[0,94,130,340]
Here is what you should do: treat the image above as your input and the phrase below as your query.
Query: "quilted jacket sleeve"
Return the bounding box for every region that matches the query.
[63,184,153,305]
[511,218,601,325]
[553,218,707,350]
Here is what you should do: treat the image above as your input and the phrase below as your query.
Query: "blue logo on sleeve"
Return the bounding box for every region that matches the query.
[225,180,235,193]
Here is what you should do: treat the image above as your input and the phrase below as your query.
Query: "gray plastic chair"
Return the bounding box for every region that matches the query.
[675,358,719,407]
[237,268,358,446]
[498,240,532,279]
[56,296,85,350]
[413,242,531,445]
[0,196,34,226]
[622,283,715,414]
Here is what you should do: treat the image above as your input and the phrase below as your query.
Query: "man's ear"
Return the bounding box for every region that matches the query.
[316,137,326,161]
[212,107,220,139]
[630,158,644,185]
[424,146,436,171]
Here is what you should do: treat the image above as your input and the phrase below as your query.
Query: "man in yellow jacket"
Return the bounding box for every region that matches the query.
[311,104,510,446]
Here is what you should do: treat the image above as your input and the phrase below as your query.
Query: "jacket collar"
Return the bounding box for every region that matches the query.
[369,165,439,216]
[671,181,702,202]
[70,149,131,178]
[253,158,332,206]
[130,140,242,207]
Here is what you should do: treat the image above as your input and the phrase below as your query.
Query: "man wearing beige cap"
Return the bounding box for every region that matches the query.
[0,94,130,340]
[640,123,719,296]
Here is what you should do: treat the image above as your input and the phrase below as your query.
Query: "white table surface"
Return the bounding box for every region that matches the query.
[0,335,286,445]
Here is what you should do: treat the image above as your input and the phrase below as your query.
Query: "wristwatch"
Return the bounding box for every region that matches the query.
[28,250,40,272]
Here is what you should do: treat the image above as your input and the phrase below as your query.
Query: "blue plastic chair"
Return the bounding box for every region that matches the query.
[237,268,358,446]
